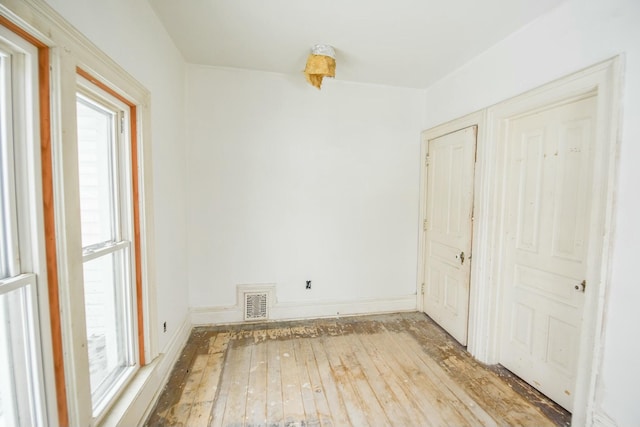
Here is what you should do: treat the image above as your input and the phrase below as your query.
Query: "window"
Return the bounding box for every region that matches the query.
[76,81,137,416]
[0,27,47,427]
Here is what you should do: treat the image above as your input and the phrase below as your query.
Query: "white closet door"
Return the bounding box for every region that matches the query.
[423,126,476,345]
[499,95,597,411]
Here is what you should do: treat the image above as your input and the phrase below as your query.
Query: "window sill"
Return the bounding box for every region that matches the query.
[98,355,162,427]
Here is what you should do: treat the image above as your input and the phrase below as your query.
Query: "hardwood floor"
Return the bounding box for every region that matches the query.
[145,312,570,427]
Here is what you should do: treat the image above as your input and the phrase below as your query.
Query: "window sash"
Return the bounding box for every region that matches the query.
[0,273,46,427]
[76,81,137,418]
[0,48,20,280]
[76,95,121,249]
[81,248,135,413]
[0,28,47,426]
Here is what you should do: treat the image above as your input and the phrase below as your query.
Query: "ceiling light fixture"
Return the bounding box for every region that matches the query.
[304,44,336,90]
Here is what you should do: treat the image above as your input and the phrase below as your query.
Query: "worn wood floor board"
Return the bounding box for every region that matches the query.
[392,315,564,426]
[295,335,333,426]
[278,326,307,426]
[211,331,251,427]
[370,320,472,426]
[333,321,394,426]
[353,328,431,425]
[265,324,285,426]
[145,312,571,427]
[345,321,414,426]
[245,329,268,426]
[316,320,372,427]
[146,329,216,426]
[191,333,230,407]
[308,335,351,426]
[380,322,499,426]
[290,335,320,426]
[384,327,498,427]
[349,319,431,426]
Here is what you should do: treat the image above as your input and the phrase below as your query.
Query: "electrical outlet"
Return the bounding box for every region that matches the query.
[306,280,312,289]
[163,321,167,333]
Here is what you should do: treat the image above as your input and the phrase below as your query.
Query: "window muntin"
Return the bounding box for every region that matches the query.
[76,85,137,417]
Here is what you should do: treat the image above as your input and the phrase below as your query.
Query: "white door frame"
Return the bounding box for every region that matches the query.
[417,57,622,426]
[478,57,621,426]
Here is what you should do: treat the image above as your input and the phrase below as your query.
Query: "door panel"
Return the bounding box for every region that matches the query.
[423,126,476,345]
[499,96,596,411]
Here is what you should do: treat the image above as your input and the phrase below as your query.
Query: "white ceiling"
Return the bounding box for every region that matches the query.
[149,0,565,89]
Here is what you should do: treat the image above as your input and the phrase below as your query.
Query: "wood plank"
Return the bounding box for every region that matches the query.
[294,334,333,426]
[147,314,571,427]
[211,330,250,427]
[331,321,392,426]
[315,320,371,427]
[245,328,268,426]
[265,324,285,426]
[278,326,307,425]
[291,326,321,426]
[308,328,351,427]
[394,314,559,426]
[367,320,476,426]
[146,330,214,426]
[347,320,421,426]
[184,333,230,427]
[178,354,209,406]
[383,326,498,426]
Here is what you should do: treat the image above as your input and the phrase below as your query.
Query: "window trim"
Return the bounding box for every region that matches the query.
[76,75,140,419]
[0,4,158,425]
[77,68,146,368]
[0,17,59,427]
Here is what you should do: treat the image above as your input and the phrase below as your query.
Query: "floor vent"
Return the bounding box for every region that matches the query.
[244,292,268,321]
[238,284,275,322]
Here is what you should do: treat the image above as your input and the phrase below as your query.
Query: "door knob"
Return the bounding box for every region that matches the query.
[455,251,465,265]
[574,280,586,293]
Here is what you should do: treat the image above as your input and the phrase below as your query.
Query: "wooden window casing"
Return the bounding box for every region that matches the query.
[76,67,145,368]
[0,15,68,427]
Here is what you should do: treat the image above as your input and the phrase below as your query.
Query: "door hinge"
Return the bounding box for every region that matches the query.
[421,283,425,295]
[423,219,428,231]
[425,154,430,166]
[120,112,125,133]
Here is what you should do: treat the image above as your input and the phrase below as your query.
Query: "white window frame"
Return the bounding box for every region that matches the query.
[0,24,51,427]
[75,77,139,421]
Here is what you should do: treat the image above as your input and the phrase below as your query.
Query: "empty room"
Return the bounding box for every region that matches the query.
[0,0,638,426]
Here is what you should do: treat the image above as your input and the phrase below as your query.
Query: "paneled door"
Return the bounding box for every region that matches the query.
[422,126,476,345]
[499,95,597,411]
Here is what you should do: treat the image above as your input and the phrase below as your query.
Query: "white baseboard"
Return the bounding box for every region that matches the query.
[190,295,417,325]
[101,313,192,427]
[592,411,617,427]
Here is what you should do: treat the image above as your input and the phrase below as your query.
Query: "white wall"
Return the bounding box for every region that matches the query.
[423,0,640,425]
[186,66,424,310]
[43,0,189,351]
